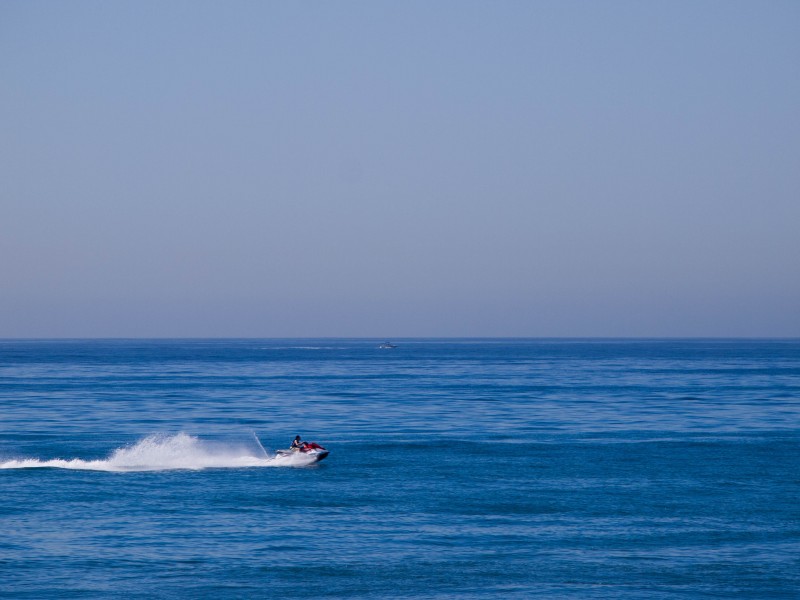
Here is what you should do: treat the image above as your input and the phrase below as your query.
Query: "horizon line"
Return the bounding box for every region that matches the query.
[2,336,799,342]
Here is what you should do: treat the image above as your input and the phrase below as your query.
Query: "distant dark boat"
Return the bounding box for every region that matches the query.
[378,342,397,349]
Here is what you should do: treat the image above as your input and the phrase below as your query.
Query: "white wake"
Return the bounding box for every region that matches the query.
[0,433,319,472]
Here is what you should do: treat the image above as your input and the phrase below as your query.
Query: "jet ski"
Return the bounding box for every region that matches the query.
[275,442,329,463]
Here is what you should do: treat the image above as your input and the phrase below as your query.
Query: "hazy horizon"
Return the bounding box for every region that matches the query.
[2,1,798,337]
[2,336,799,342]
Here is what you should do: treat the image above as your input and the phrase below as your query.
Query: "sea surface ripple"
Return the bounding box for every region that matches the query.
[1,339,798,598]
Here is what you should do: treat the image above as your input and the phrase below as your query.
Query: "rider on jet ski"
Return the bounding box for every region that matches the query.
[276,436,328,462]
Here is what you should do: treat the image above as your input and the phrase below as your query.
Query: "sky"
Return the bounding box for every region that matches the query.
[1,0,798,337]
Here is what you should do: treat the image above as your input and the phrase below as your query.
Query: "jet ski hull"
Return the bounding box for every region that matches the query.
[311,450,329,462]
[275,446,329,463]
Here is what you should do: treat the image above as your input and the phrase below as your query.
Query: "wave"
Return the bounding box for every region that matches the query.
[0,433,319,472]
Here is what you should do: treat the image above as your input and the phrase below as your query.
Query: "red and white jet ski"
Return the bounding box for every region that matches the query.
[275,442,329,463]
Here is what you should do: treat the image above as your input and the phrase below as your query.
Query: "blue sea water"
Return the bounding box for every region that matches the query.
[0,339,798,599]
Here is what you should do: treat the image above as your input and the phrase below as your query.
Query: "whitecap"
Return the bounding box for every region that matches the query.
[0,433,319,472]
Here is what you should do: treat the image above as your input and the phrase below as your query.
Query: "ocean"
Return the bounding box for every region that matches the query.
[0,339,798,598]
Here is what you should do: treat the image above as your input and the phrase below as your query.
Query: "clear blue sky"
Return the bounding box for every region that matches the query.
[1,1,798,337]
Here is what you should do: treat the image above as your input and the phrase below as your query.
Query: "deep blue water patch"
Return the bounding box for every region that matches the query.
[1,339,798,598]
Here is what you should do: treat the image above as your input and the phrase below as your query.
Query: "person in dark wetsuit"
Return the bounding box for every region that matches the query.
[291,435,305,451]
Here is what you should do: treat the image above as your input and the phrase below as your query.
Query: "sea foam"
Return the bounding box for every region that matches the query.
[0,433,318,472]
